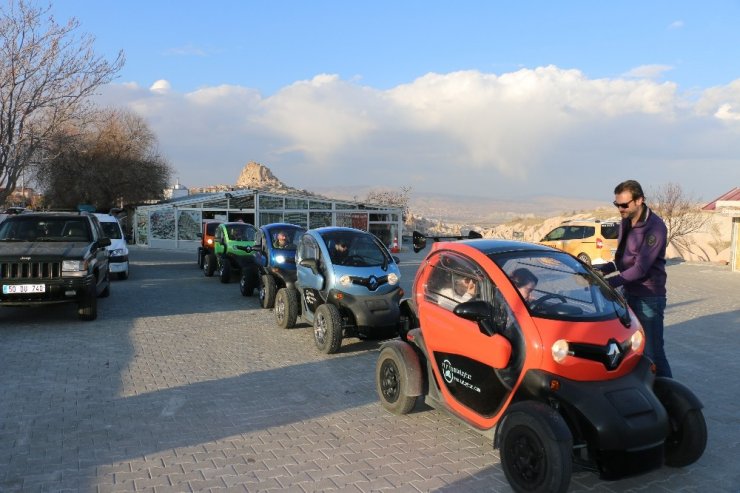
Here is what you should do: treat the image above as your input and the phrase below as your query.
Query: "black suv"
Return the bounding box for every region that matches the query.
[0,212,111,321]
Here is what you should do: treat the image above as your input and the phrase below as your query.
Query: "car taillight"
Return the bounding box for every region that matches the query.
[596,238,603,249]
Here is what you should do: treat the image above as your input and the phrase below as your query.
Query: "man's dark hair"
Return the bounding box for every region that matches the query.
[614,180,645,200]
[511,268,538,288]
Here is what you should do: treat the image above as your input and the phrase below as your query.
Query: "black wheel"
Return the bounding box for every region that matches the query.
[577,253,591,265]
[219,259,231,283]
[664,409,707,467]
[118,270,129,280]
[376,347,418,415]
[313,303,343,354]
[259,274,277,308]
[203,254,216,277]
[500,409,572,493]
[197,250,204,268]
[78,287,98,321]
[275,287,299,329]
[240,272,256,296]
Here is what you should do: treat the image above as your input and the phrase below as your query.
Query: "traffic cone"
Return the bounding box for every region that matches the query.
[391,236,400,253]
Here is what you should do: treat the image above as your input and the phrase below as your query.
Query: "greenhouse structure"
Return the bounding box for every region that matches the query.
[133,189,404,251]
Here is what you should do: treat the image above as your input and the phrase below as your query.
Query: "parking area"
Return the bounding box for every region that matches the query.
[1,246,739,492]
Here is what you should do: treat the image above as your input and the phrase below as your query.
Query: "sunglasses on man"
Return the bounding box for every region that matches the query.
[613,199,635,209]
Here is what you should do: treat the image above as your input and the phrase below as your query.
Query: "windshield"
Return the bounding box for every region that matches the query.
[226,223,257,241]
[270,227,304,251]
[492,251,628,322]
[0,216,91,242]
[320,230,390,267]
[100,222,123,239]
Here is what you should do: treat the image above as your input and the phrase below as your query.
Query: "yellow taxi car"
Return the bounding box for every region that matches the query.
[539,219,619,265]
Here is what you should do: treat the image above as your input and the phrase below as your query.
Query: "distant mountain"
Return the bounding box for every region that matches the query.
[311,185,608,226]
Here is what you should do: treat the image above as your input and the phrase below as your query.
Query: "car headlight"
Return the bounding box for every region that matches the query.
[62,260,87,277]
[339,275,351,286]
[111,248,127,256]
[207,238,213,245]
[630,329,645,353]
[387,272,399,285]
[275,254,286,264]
[551,339,571,363]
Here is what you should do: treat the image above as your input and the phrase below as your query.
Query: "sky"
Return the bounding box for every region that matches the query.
[48,1,740,203]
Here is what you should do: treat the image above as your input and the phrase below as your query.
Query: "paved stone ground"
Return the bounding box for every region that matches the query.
[1,246,738,493]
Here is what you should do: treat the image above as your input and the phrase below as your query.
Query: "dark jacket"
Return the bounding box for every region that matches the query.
[599,205,668,297]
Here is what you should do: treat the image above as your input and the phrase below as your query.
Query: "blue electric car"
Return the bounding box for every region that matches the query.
[274,227,403,354]
[243,223,306,307]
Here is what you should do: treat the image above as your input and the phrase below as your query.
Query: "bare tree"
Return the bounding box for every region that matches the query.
[650,182,709,252]
[366,186,412,221]
[36,108,172,209]
[0,0,124,203]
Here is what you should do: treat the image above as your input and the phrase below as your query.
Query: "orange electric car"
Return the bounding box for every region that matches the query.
[376,237,706,493]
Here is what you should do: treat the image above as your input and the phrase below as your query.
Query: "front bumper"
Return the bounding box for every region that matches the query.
[517,358,668,479]
[109,255,129,273]
[0,277,95,306]
[328,287,402,331]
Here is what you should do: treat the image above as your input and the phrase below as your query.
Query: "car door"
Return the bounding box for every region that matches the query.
[417,250,513,422]
[90,217,110,287]
[296,234,324,319]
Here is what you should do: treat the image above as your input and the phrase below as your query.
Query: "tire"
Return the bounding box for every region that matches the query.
[240,272,256,296]
[118,270,129,280]
[197,250,203,268]
[577,253,591,265]
[275,287,299,329]
[376,346,418,415]
[664,408,707,467]
[203,254,216,277]
[500,409,572,493]
[259,274,277,308]
[313,303,343,354]
[78,287,98,321]
[219,258,231,283]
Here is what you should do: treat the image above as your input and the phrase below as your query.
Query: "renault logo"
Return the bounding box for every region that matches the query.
[606,342,621,368]
[367,276,378,290]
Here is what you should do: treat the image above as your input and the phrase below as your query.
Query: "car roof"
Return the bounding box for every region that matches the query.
[432,238,558,256]
[93,213,120,223]
[261,222,306,232]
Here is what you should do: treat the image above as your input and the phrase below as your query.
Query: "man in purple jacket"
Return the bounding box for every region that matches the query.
[596,180,672,377]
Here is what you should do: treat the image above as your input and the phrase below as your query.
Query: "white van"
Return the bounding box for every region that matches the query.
[94,213,130,280]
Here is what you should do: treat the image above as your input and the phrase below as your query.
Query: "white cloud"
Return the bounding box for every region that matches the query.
[621,65,674,80]
[96,66,740,201]
[149,80,171,94]
[669,20,684,29]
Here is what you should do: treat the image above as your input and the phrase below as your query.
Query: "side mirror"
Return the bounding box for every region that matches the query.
[299,258,319,275]
[392,255,401,264]
[196,232,203,239]
[454,300,495,336]
[412,231,427,253]
[454,299,506,336]
[98,237,111,248]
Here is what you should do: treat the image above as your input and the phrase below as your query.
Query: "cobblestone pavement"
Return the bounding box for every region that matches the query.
[1,246,739,493]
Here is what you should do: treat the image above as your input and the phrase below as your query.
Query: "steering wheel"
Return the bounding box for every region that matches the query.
[345,255,365,266]
[530,293,568,311]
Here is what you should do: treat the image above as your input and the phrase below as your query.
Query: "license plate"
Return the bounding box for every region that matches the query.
[3,284,46,294]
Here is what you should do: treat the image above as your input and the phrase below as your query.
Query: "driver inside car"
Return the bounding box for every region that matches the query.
[510,267,538,304]
[331,239,350,264]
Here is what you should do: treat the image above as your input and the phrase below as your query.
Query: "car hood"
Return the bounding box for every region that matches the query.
[0,241,91,259]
